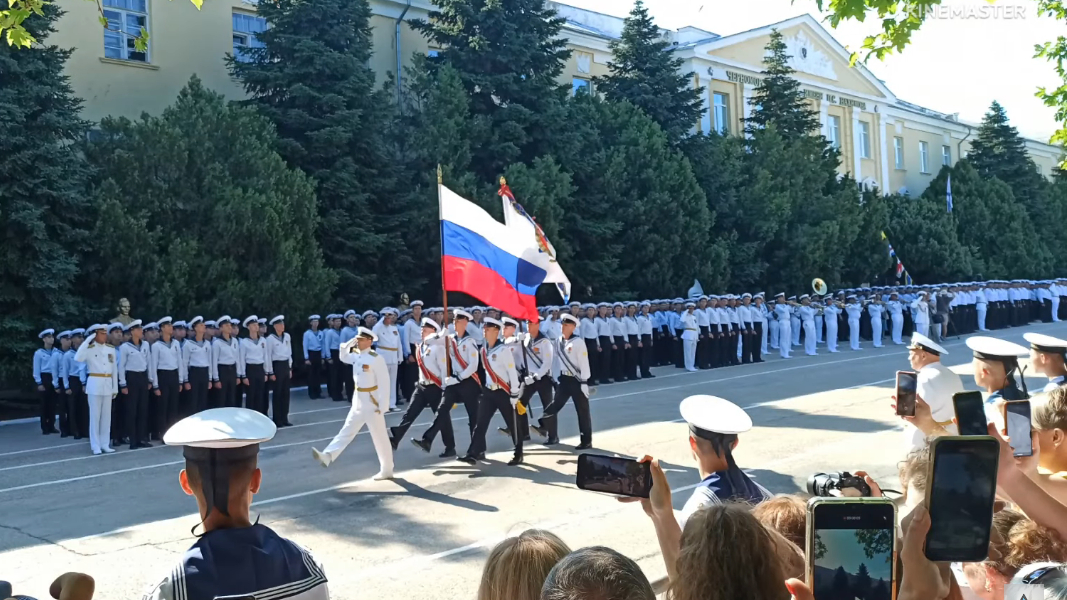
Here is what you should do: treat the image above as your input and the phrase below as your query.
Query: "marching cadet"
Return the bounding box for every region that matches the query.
[211,316,240,408]
[150,317,185,439]
[501,317,556,464]
[545,307,564,381]
[695,296,711,370]
[1023,333,1067,392]
[637,302,655,378]
[467,307,485,346]
[845,295,863,351]
[75,324,119,455]
[183,317,212,415]
[322,314,342,403]
[303,315,324,400]
[868,295,885,348]
[595,303,616,383]
[389,318,447,449]
[65,329,88,439]
[798,295,817,356]
[580,304,601,384]
[402,301,424,403]
[312,327,394,480]
[680,302,699,372]
[54,331,72,437]
[823,297,841,353]
[773,293,792,359]
[150,408,329,600]
[887,292,905,345]
[265,316,294,427]
[413,309,481,458]
[373,308,403,411]
[239,316,270,415]
[119,320,153,449]
[340,310,361,403]
[33,328,60,435]
[458,317,523,466]
[531,313,593,449]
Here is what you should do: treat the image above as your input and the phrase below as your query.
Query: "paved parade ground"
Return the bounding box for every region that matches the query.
[4,321,1067,600]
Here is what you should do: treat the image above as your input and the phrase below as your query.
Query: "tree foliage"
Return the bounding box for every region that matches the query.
[81,76,334,320]
[745,29,822,140]
[596,0,704,144]
[0,4,92,387]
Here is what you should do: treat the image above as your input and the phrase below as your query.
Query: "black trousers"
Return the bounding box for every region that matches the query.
[245,363,266,414]
[307,350,323,399]
[538,375,592,446]
[55,377,70,437]
[423,377,480,452]
[466,389,516,458]
[516,376,555,452]
[1043,300,1054,323]
[271,361,291,426]
[343,361,355,403]
[697,326,711,369]
[599,336,614,383]
[326,351,342,401]
[111,384,126,443]
[584,337,601,384]
[673,336,684,368]
[625,334,639,380]
[217,363,237,407]
[721,329,737,366]
[640,333,653,376]
[753,322,764,362]
[125,370,150,445]
[741,327,753,364]
[39,372,56,433]
[156,369,180,436]
[392,382,442,443]
[612,337,626,382]
[68,379,87,438]
[188,366,210,414]
[401,345,419,402]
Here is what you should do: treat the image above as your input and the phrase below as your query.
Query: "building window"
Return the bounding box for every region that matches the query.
[232,12,267,61]
[576,51,592,75]
[919,141,930,173]
[713,92,730,135]
[828,115,841,149]
[894,137,904,169]
[572,77,591,96]
[103,0,148,62]
[942,145,951,166]
[859,121,871,159]
[427,49,439,57]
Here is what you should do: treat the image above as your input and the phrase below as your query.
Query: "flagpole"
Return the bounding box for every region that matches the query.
[438,164,453,379]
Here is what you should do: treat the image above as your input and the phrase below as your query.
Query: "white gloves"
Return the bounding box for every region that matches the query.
[581,384,590,397]
[524,375,535,386]
[510,396,519,409]
[444,376,459,387]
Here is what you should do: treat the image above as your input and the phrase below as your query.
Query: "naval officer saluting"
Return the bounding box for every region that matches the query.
[75,324,121,455]
[145,408,329,600]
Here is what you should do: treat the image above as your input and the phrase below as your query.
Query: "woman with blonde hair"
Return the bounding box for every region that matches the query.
[477,529,570,600]
[962,509,1067,600]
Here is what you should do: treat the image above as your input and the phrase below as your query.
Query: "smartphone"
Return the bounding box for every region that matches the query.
[895,371,918,416]
[924,436,1000,562]
[575,453,652,498]
[953,391,988,436]
[1003,400,1034,458]
[806,497,897,600]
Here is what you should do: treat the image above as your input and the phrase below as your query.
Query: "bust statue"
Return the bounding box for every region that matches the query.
[109,297,134,326]
[397,292,410,312]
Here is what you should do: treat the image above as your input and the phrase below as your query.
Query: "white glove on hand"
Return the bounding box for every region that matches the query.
[444,376,459,387]
[524,375,535,386]
[581,384,590,397]
[510,396,519,409]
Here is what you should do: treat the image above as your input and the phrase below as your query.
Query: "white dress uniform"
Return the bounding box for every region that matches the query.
[911,296,931,339]
[798,304,817,356]
[680,308,699,372]
[768,303,779,350]
[868,302,885,348]
[845,301,863,350]
[978,287,991,330]
[372,319,402,410]
[887,299,905,344]
[774,302,792,358]
[903,334,964,451]
[756,301,769,356]
[824,303,841,353]
[315,330,394,479]
[74,330,120,454]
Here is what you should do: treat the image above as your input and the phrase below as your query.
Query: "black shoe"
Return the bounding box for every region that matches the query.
[42,430,50,435]
[508,455,524,466]
[575,442,592,451]
[48,427,59,434]
[439,448,457,458]
[530,424,548,438]
[498,427,513,438]
[129,444,141,450]
[642,373,655,378]
[283,422,294,427]
[60,433,69,438]
[411,438,431,454]
[389,436,399,451]
[456,455,477,465]
[523,434,531,441]
[474,452,486,460]
[141,441,154,447]
[603,379,614,384]
[545,437,560,445]
[73,435,83,440]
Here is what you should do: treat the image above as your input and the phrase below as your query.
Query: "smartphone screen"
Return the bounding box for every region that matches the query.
[896,371,918,416]
[1004,401,1034,458]
[808,500,896,600]
[953,391,988,436]
[575,453,651,498]
[925,437,1000,562]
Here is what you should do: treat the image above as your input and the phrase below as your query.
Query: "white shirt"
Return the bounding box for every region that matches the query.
[119,341,151,387]
[74,338,119,396]
[150,339,186,387]
[183,339,211,371]
[372,322,402,365]
[266,333,293,368]
[904,360,965,450]
[523,333,555,380]
[211,336,239,381]
[556,335,591,395]
[680,312,699,340]
[238,336,271,378]
[637,314,653,335]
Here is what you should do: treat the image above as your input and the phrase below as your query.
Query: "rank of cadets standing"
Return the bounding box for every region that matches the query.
[413,309,481,458]
[74,324,120,454]
[389,318,447,449]
[266,315,294,428]
[33,328,60,435]
[238,316,271,415]
[322,314,342,402]
[150,317,185,437]
[303,315,324,400]
[340,310,361,402]
[119,320,153,449]
[531,313,593,449]
[183,317,212,415]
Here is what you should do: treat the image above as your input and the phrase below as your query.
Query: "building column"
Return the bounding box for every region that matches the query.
[819,99,829,139]
[851,107,862,178]
[699,75,711,135]
[879,114,892,192]
[742,84,753,138]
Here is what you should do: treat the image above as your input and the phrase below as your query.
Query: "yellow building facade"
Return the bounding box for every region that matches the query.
[51,0,1061,194]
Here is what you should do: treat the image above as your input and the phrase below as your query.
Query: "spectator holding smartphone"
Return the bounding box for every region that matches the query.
[902,333,964,451]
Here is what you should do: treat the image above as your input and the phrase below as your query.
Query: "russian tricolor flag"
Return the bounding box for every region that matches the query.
[440,185,547,321]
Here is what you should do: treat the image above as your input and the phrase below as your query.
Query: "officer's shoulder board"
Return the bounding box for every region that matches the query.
[368,350,378,357]
[105,343,114,348]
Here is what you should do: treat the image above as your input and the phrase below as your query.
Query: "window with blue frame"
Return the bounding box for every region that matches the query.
[233,12,267,61]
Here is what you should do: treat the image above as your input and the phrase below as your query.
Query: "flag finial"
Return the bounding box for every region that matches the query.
[437,164,442,185]
[499,176,507,186]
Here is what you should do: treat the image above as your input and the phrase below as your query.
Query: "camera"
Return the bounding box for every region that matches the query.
[807,471,872,497]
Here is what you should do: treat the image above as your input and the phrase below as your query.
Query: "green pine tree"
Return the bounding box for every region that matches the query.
[842,188,893,286]
[969,101,1044,195]
[596,0,704,143]
[82,76,334,320]
[0,4,93,388]
[886,192,978,282]
[681,133,747,289]
[412,0,571,183]
[745,29,823,140]
[228,0,401,306]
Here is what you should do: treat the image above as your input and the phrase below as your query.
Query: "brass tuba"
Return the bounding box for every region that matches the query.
[812,278,829,296]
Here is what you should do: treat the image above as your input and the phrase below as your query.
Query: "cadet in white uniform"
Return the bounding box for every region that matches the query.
[531,314,593,449]
[773,294,792,359]
[911,292,931,339]
[1024,333,1067,393]
[75,324,120,455]
[312,327,394,480]
[868,297,885,348]
[887,293,905,345]
[680,302,699,372]
[119,320,153,449]
[459,318,523,465]
[389,318,447,449]
[238,315,271,415]
[266,315,294,428]
[211,316,240,408]
[372,308,403,411]
[148,408,329,600]
[183,317,212,415]
[504,317,556,461]
[845,296,863,351]
[150,316,185,436]
[798,295,817,356]
[823,299,841,353]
